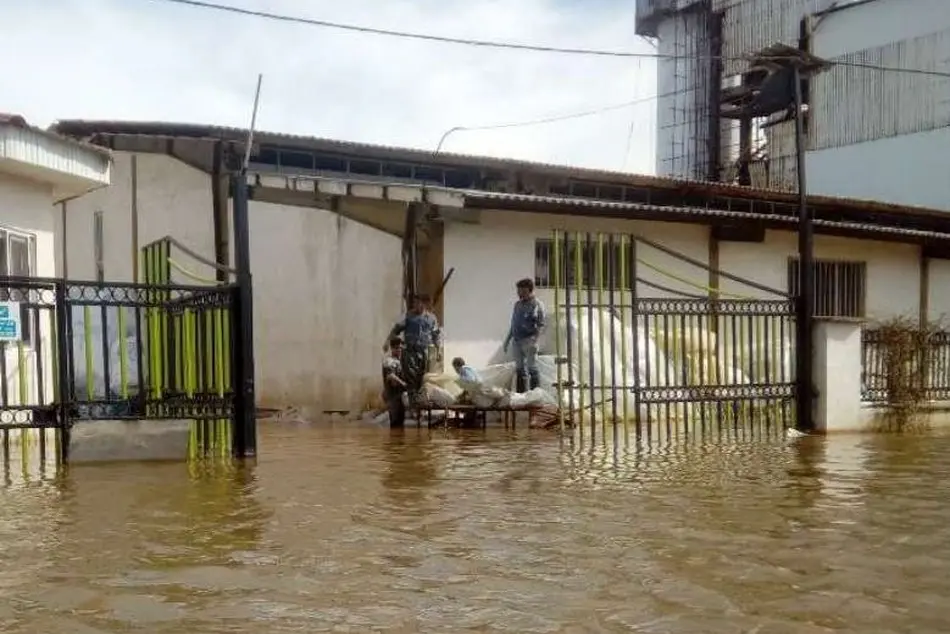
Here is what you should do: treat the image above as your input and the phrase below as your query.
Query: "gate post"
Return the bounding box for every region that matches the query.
[54,279,71,462]
[230,174,257,458]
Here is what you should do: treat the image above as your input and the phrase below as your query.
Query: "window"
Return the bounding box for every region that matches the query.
[534,238,635,289]
[348,159,381,176]
[279,150,315,171]
[382,162,413,179]
[787,258,866,318]
[94,211,104,282]
[0,228,37,345]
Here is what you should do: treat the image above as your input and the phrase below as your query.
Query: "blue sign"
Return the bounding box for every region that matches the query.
[0,302,21,341]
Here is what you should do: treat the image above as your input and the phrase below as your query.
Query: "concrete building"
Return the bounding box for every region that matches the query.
[47,119,950,424]
[636,0,950,209]
[0,114,111,406]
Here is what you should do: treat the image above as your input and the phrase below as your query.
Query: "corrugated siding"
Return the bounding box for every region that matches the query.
[765,120,798,191]
[810,29,950,150]
[0,127,110,185]
[720,0,814,76]
[656,9,713,179]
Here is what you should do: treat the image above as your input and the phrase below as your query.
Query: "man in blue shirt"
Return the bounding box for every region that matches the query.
[387,294,442,405]
[503,278,546,393]
[452,357,482,386]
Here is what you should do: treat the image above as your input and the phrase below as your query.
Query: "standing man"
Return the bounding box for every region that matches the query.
[382,337,408,427]
[503,278,546,393]
[387,294,442,405]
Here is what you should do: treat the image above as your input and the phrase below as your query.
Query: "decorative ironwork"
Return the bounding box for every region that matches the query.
[634,298,796,316]
[0,269,244,462]
[638,383,796,403]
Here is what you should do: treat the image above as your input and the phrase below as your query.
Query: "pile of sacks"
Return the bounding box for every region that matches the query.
[420,356,560,410]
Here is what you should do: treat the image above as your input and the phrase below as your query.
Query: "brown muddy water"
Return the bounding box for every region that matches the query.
[1,423,949,633]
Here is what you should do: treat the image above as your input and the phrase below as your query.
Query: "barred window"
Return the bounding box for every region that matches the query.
[787,258,866,318]
[534,238,635,289]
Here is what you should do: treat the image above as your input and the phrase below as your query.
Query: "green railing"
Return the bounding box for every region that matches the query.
[141,238,235,459]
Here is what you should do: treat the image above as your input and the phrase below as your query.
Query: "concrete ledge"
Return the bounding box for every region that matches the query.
[68,419,192,464]
[857,403,950,432]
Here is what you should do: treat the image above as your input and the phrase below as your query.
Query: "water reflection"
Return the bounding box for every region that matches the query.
[1,424,950,632]
[380,427,437,506]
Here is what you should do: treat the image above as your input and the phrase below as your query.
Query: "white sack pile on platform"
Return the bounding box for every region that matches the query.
[419,357,560,410]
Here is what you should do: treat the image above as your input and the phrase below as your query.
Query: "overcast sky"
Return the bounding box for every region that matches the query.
[1,0,657,173]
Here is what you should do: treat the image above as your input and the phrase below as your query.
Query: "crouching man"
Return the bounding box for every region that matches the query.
[382,337,408,427]
[502,278,546,393]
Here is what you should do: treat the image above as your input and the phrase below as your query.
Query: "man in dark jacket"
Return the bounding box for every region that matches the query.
[503,278,546,393]
[387,294,442,405]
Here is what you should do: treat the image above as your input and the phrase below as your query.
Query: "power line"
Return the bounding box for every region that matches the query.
[434,90,676,152]
[152,0,651,59]
[149,0,950,78]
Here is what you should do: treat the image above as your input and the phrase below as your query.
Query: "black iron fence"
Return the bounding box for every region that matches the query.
[0,275,249,462]
[548,230,797,444]
[861,328,950,403]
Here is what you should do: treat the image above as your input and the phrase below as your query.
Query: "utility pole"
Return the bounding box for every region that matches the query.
[232,74,263,459]
[792,64,814,432]
[719,43,830,432]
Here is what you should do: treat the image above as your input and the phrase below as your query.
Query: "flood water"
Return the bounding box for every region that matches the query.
[1,423,949,633]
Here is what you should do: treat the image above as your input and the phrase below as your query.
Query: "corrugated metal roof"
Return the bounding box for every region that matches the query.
[3,114,112,158]
[245,171,950,242]
[50,118,950,219]
[460,190,950,241]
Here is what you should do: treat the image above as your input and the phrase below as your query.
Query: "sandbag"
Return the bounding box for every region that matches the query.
[424,372,464,399]
[471,386,506,408]
[422,384,456,408]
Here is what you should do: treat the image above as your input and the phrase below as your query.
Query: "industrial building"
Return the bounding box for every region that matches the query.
[637,0,950,209]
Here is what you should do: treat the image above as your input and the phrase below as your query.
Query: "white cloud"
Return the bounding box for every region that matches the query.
[1,0,657,173]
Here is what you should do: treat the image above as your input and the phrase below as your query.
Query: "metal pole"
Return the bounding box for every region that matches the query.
[231,174,257,457]
[55,280,71,462]
[242,74,263,172]
[793,65,814,433]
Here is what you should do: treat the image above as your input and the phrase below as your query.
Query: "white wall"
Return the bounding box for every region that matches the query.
[719,230,920,322]
[805,128,950,210]
[248,202,402,412]
[0,174,56,278]
[61,152,403,413]
[442,211,925,369]
[442,211,710,369]
[0,173,58,407]
[927,258,950,323]
[61,152,215,281]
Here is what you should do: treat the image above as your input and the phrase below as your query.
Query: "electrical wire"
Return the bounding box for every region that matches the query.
[152,0,650,59]
[434,89,678,152]
[148,0,950,78]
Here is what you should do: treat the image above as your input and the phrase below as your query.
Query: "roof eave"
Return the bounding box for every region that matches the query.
[460,192,950,246]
